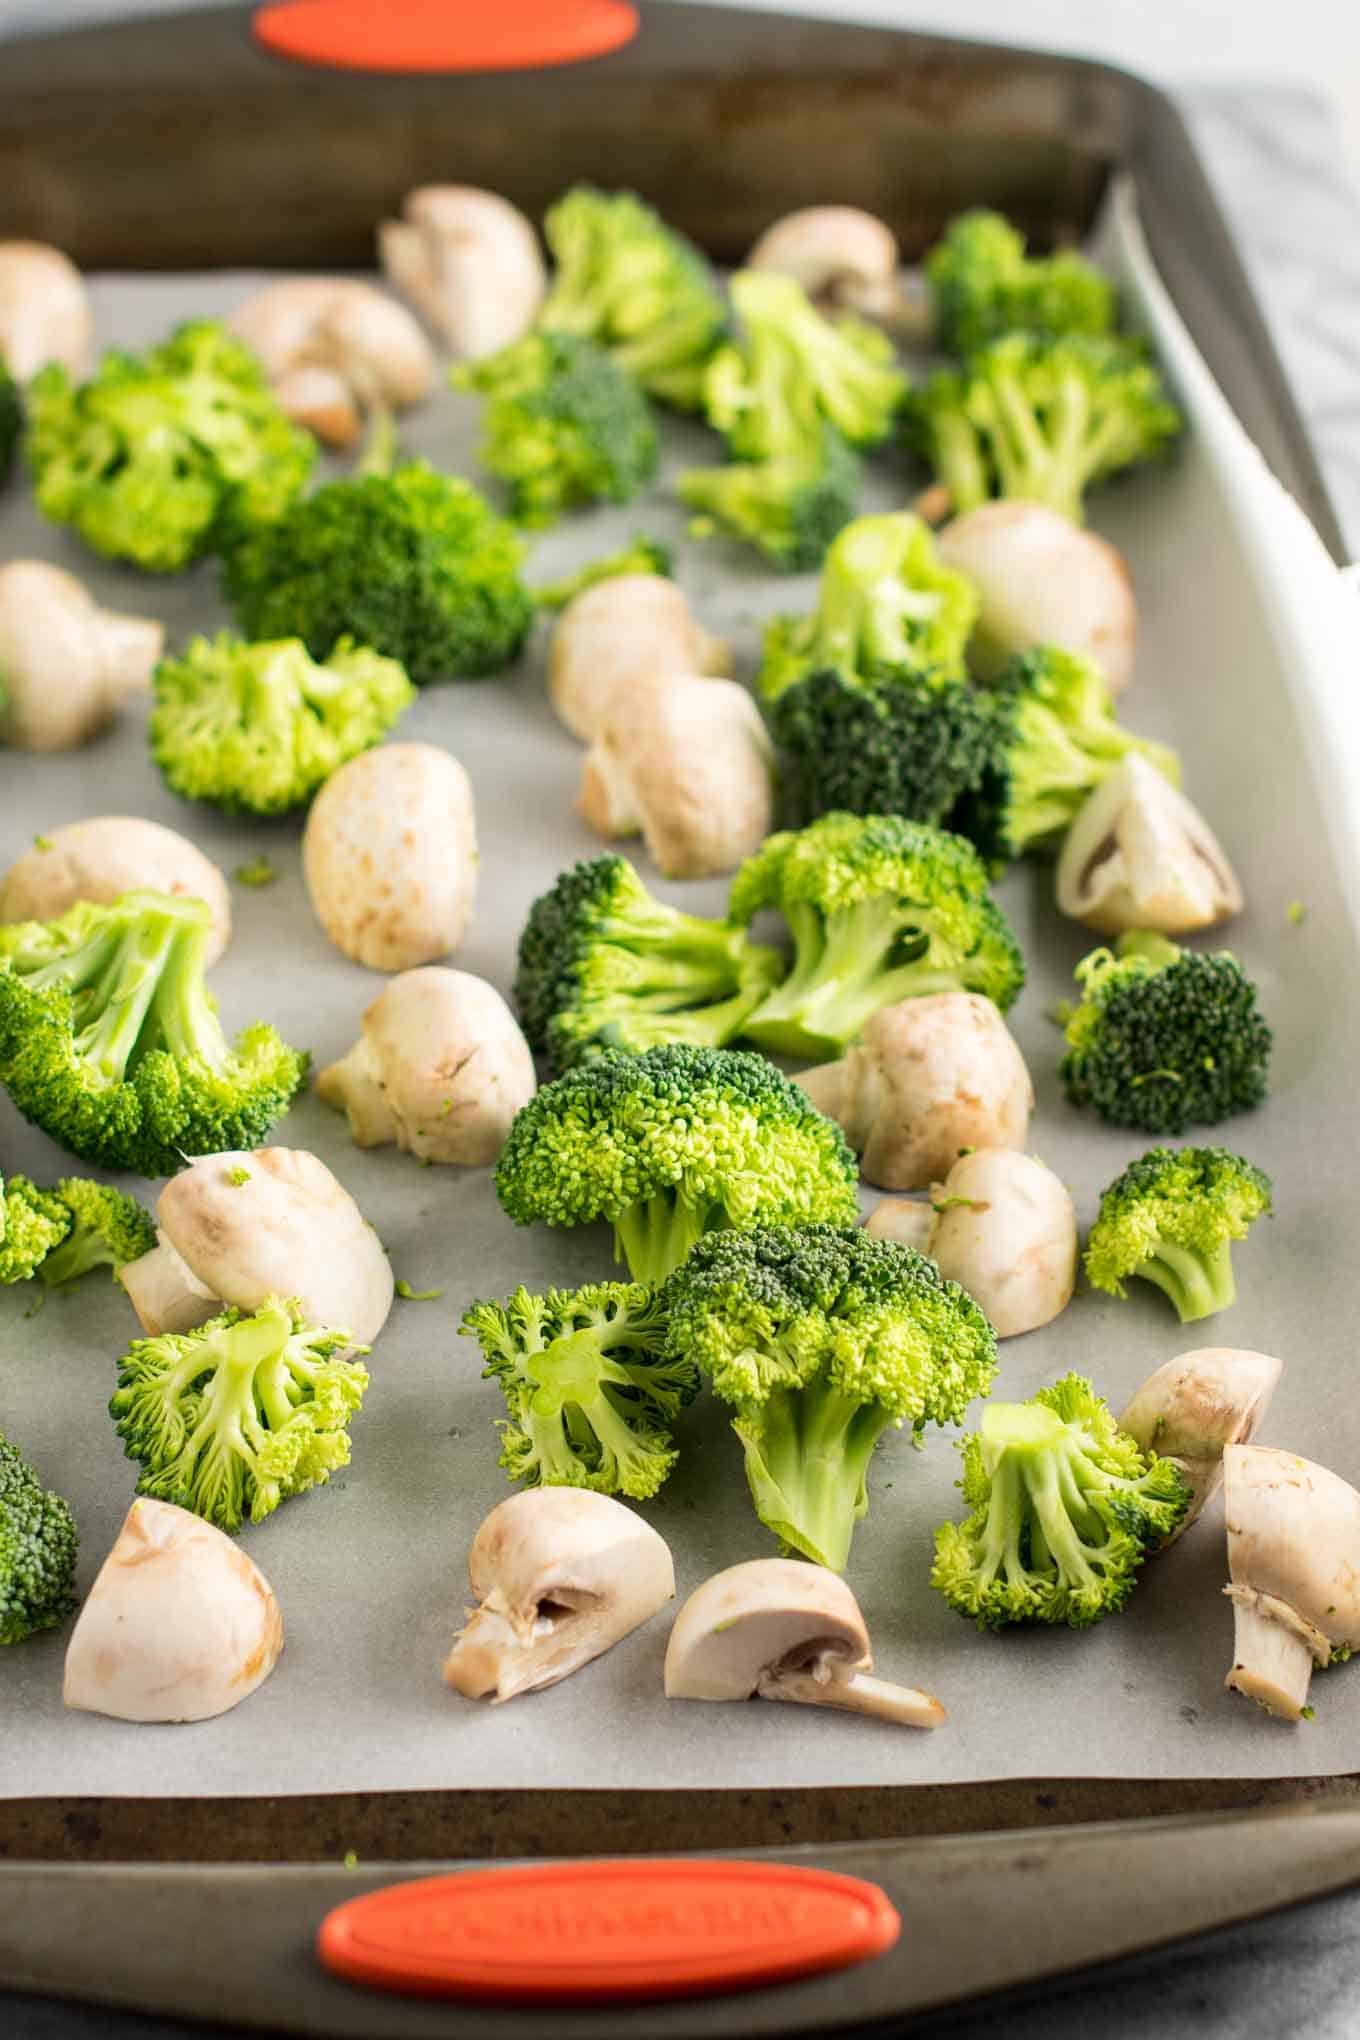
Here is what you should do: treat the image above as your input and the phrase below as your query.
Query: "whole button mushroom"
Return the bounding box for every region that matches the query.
[317,967,535,1166]
[1057,754,1243,937]
[1,817,231,967]
[229,278,435,448]
[1120,1347,1283,1539]
[0,240,92,380]
[747,206,921,331]
[548,575,731,742]
[925,1149,1078,1339]
[862,1198,934,1254]
[303,742,477,972]
[936,502,1137,690]
[1222,1445,1360,1721]
[0,561,163,751]
[380,186,547,359]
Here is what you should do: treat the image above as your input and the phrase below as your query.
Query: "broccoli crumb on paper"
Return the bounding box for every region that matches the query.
[395,1280,443,1302]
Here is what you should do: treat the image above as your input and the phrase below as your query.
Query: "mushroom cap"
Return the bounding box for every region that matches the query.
[664,1558,870,1701]
[229,278,434,445]
[63,1498,282,1723]
[862,1198,935,1254]
[747,206,900,308]
[1056,754,1243,936]
[380,185,546,359]
[927,1148,1077,1339]
[302,742,477,972]
[0,560,162,751]
[1225,1445,1360,1651]
[0,239,92,380]
[548,575,730,742]
[1,816,231,967]
[1121,1348,1282,1531]
[936,502,1137,690]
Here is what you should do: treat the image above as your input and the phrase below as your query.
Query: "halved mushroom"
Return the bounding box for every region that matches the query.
[119,1148,394,1345]
[1056,754,1244,936]
[926,1149,1078,1339]
[0,817,231,966]
[0,561,163,751]
[579,672,774,880]
[746,207,924,332]
[64,1498,282,1723]
[380,186,547,359]
[443,1489,674,1704]
[796,993,1032,1192]
[1120,1347,1282,1537]
[863,1198,935,1254]
[1223,1445,1360,1721]
[0,240,92,380]
[548,574,731,743]
[936,503,1137,690]
[665,1559,944,1727]
[229,278,434,448]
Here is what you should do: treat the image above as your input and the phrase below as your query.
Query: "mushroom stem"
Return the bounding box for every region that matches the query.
[794,1058,847,1125]
[314,1041,399,1148]
[1224,1588,1325,1722]
[757,1663,946,1728]
[100,611,165,696]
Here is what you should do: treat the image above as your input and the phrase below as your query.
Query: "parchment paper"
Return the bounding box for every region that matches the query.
[2,189,1357,1794]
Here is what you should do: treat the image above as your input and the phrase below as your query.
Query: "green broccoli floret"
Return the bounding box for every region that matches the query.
[728,812,1025,1059]
[947,646,1182,863]
[514,855,785,1074]
[662,1224,996,1570]
[758,512,979,702]
[704,270,908,457]
[678,424,860,572]
[460,1281,699,1500]
[0,354,20,481]
[769,667,994,829]
[931,1373,1190,1630]
[532,535,673,609]
[149,632,416,816]
[1084,1145,1273,1324]
[495,1044,860,1286]
[455,332,659,527]
[25,321,314,572]
[1060,932,1272,1133]
[907,333,1182,525]
[538,185,727,409]
[0,1432,78,1645]
[0,1172,72,1284]
[925,209,1117,357]
[0,889,307,1176]
[221,461,533,685]
[110,1296,369,1533]
[37,1178,157,1288]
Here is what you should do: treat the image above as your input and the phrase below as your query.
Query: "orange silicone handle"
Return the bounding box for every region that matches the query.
[253,0,639,75]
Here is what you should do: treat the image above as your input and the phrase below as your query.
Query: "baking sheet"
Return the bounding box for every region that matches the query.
[2,186,1357,1794]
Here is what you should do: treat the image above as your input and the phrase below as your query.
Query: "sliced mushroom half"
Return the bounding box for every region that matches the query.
[1056,754,1244,936]
[747,207,925,333]
[230,278,434,447]
[0,239,92,380]
[863,1198,935,1254]
[1223,1445,1360,1721]
[548,574,731,743]
[380,186,547,359]
[1120,1347,1282,1538]
[936,502,1137,690]
[926,1149,1077,1340]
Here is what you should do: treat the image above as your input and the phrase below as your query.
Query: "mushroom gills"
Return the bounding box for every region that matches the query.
[443,1585,611,1704]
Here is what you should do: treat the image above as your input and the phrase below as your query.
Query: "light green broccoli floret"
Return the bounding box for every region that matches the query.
[0,1172,72,1284]
[1084,1145,1273,1323]
[38,1178,157,1288]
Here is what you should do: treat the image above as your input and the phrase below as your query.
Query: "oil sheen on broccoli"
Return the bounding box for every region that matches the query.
[925,209,1117,357]
[1084,1145,1273,1324]
[0,1432,79,1645]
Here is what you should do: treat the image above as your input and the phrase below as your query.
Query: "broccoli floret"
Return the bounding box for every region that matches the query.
[947,646,1182,863]
[925,209,1117,357]
[704,270,908,457]
[728,812,1025,1059]
[0,1172,72,1284]
[538,185,727,409]
[0,889,307,1176]
[931,1373,1190,1630]
[0,354,19,481]
[514,855,785,1074]
[221,461,533,685]
[758,512,979,702]
[37,1178,157,1289]
[149,632,416,815]
[110,1296,369,1533]
[460,1281,699,1500]
[677,425,860,572]
[533,535,673,609]
[495,1044,860,1286]
[907,333,1182,525]
[1060,932,1272,1133]
[769,667,995,829]
[455,332,659,527]
[662,1224,996,1570]
[0,1432,78,1644]
[1084,1145,1273,1324]
[25,321,314,572]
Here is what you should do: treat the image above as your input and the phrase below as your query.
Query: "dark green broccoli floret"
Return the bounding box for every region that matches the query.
[947,646,1182,863]
[1059,932,1272,1133]
[0,889,307,1176]
[0,1432,78,1645]
[704,270,908,457]
[678,424,860,572]
[532,535,673,609]
[110,1296,369,1533]
[0,355,19,481]
[931,1373,1190,1630]
[769,667,995,829]
[662,1224,996,1570]
[25,321,314,571]
[1084,1145,1273,1324]
[539,185,727,409]
[460,1281,699,1499]
[907,333,1182,525]
[728,812,1025,1059]
[149,632,415,815]
[925,209,1117,357]
[38,1178,157,1288]
[0,1172,72,1284]
[221,461,533,684]
[514,855,785,1074]
[495,1044,860,1286]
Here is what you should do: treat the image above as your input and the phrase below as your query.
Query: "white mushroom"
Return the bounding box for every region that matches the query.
[380,185,547,359]
[548,575,731,742]
[926,1149,1077,1339]
[1121,1348,1283,1538]
[63,1498,282,1723]
[317,967,535,1166]
[936,503,1137,691]
[302,742,477,971]
[0,240,92,380]
[746,207,923,332]
[579,672,774,880]
[0,561,163,751]
[1056,754,1244,936]
[863,1198,935,1254]
[665,1558,944,1729]
[796,993,1032,1192]
[118,1147,394,1345]
[1223,1445,1360,1722]
[229,278,434,448]
[0,817,231,966]
[443,1488,674,1704]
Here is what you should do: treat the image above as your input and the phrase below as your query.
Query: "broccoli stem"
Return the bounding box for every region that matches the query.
[737,1383,893,1572]
[612,1190,718,1285]
[1139,1238,1237,1323]
[36,1228,110,1288]
[744,897,968,1059]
